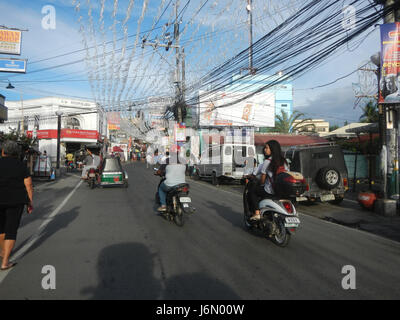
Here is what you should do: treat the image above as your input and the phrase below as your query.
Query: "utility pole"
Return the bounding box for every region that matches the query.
[374,0,400,215]
[174,0,184,123]
[242,0,257,76]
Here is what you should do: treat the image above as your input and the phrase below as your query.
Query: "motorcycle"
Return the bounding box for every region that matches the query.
[66,160,75,172]
[243,178,301,247]
[87,167,99,189]
[154,168,194,227]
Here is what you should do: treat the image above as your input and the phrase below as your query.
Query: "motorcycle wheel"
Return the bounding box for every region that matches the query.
[174,203,185,227]
[271,219,291,247]
[89,179,95,189]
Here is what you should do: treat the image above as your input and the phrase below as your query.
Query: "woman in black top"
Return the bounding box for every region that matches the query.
[0,140,33,270]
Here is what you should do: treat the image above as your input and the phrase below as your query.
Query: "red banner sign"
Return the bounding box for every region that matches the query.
[27,129,99,140]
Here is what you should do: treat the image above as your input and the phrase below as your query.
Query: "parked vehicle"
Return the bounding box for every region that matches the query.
[243,175,304,247]
[98,156,129,188]
[284,143,349,204]
[193,143,256,185]
[155,169,194,227]
[33,155,55,180]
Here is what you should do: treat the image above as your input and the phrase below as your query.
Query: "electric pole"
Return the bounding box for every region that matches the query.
[174,0,184,123]
[246,0,255,75]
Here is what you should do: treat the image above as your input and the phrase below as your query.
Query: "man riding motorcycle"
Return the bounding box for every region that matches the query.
[81,148,101,180]
[155,153,186,212]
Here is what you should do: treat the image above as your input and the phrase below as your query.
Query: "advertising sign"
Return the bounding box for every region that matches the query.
[107,112,121,130]
[198,90,275,127]
[26,129,99,140]
[0,29,22,55]
[379,23,400,104]
[174,123,186,142]
[0,58,26,73]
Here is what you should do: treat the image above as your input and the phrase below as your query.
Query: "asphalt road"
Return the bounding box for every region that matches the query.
[0,162,399,300]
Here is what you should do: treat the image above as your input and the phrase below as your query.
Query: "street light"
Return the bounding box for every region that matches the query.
[55,111,63,170]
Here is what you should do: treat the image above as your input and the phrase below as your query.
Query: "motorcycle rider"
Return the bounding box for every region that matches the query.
[247,140,288,221]
[81,148,101,180]
[155,152,186,212]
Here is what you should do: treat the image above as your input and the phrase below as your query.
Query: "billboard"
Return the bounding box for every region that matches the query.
[107,112,121,130]
[0,29,22,55]
[0,58,26,73]
[379,23,400,104]
[198,90,275,127]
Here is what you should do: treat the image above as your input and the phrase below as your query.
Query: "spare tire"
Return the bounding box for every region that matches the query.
[316,167,340,190]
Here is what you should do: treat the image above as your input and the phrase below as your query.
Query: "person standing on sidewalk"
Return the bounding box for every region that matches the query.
[0,141,33,270]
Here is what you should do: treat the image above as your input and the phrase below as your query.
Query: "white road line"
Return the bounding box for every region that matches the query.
[0,180,83,284]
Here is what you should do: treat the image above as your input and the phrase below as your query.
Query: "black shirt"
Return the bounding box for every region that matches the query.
[0,157,31,205]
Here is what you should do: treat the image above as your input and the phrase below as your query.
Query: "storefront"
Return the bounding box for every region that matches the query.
[0,97,106,164]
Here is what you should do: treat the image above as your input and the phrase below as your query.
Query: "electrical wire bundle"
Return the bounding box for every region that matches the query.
[185,0,397,116]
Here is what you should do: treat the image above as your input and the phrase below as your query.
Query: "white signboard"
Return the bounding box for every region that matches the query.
[198,90,275,127]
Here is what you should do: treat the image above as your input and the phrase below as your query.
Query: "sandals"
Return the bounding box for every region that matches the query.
[249,214,261,221]
[1,262,17,271]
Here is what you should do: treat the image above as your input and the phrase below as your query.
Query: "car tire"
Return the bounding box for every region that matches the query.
[316,167,340,190]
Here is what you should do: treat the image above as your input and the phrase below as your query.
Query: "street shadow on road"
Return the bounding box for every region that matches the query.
[163,273,241,300]
[13,206,80,259]
[203,200,244,229]
[82,242,241,300]
[81,242,162,299]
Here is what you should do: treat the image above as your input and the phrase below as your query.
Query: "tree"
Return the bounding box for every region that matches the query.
[273,110,315,133]
[359,100,379,123]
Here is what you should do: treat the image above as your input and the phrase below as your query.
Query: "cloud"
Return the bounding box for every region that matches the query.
[296,86,364,126]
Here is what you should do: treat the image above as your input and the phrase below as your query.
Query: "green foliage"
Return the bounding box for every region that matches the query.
[0,129,36,153]
[336,136,379,154]
[359,100,379,123]
[272,110,315,133]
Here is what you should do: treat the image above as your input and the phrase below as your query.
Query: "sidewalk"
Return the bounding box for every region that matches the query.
[299,190,400,243]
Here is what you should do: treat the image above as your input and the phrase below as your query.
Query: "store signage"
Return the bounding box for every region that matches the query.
[0,29,22,55]
[0,58,26,73]
[27,129,99,140]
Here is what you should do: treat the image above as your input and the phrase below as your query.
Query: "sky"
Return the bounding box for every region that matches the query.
[0,0,383,127]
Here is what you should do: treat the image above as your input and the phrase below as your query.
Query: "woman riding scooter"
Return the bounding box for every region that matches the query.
[247,140,288,221]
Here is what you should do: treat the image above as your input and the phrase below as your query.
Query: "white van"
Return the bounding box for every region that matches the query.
[193,144,256,185]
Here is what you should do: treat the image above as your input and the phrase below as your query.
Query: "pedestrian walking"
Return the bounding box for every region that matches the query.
[0,141,34,270]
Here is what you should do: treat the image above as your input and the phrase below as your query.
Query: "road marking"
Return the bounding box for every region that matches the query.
[0,180,83,284]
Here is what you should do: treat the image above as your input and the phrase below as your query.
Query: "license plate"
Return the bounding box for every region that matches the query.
[285,217,300,228]
[321,194,335,202]
[180,197,191,203]
[296,196,307,202]
[89,173,96,178]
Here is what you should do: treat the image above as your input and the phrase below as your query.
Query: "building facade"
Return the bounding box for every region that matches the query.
[0,96,105,163]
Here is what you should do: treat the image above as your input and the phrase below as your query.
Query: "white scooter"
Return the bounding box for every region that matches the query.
[243,179,301,247]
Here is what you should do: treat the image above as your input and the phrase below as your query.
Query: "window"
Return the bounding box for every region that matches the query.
[66,117,81,129]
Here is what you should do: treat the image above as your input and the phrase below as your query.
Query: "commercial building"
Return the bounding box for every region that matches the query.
[293,119,330,135]
[0,96,106,163]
